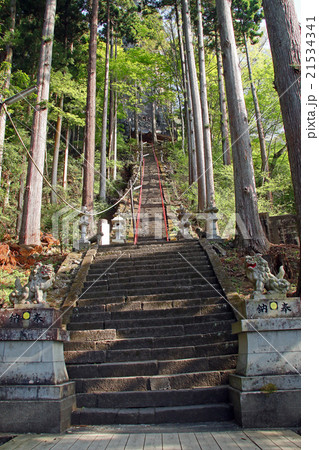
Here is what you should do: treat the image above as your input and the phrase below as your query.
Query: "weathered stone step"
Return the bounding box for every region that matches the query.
[71,402,233,425]
[75,385,229,409]
[98,240,200,251]
[66,330,233,351]
[67,355,237,380]
[65,341,238,365]
[73,369,234,393]
[115,319,233,339]
[92,253,208,266]
[70,303,230,322]
[87,263,213,277]
[81,284,222,300]
[86,266,213,280]
[82,276,218,293]
[78,294,225,309]
[76,296,226,312]
[95,246,204,257]
[84,272,217,287]
[67,311,234,331]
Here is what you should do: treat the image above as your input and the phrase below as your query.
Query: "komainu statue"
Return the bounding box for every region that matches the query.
[245,254,290,299]
[9,263,55,306]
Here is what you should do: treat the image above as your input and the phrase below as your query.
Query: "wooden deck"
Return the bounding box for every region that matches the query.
[0,426,301,449]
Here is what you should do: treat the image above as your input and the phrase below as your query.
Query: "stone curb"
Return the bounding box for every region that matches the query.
[199,238,243,320]
[61,246,98,324]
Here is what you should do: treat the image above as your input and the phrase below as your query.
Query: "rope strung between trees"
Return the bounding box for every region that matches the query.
[153,145,169,241]
[3,103,144,217]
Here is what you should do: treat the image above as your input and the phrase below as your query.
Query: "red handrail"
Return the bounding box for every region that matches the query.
[134,157,145,245]
[153,146,169,241]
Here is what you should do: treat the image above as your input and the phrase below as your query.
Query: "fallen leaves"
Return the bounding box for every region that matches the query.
[0,233,60,272]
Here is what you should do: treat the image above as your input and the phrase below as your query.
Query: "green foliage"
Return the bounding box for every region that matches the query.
[232,0,264,45]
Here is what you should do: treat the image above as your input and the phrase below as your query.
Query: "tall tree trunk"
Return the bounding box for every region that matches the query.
[262,0,301,233]
[51,94,64,204]
[0,0,16,186]
[243,33,269,176]
[16,154,27,236]
[216,0,269,252]
[175,2,197,183]
[107,28,114,179]
[62,125,70,190]
[113,37,118,181]
[19,0,56,245]
[216,29,231,166]
[113,69,118,181]
[181,0,206,210]
[99,0,110,201]
[82,0,98,231]
[196,0,215,205]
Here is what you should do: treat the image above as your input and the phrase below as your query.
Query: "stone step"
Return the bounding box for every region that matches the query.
[87,263,213,277]
[73,369,234,393]
[70,302,230,322]
[71,402,234,425]
[66,355,237,379]
[85,266,213,280]
[77,294,225,309]
[75,385,229,409]
[81,280,220,297]
[94,247,204,258]
[65,341,238,365]
[92,254,208,266]
[98,240,200,252]
[80,284,222,300]
[84,272,218,288]
[66,330,233,350]
[115,319,233,339]
[66,311,234,331]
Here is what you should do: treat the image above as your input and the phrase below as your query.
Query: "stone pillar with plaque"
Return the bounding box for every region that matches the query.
[228,255,301,427]
[0,269,76,433]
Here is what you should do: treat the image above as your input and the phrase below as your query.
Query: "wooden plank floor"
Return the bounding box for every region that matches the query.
[0,427,301,449]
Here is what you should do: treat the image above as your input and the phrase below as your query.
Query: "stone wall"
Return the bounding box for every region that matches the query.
[259,213,299,245]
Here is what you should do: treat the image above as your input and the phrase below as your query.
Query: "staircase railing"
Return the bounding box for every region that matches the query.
[153,145,169,242]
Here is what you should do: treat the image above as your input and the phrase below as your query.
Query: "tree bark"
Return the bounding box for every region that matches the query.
[197,0,216,206]
[51,94,64,204]
[19,0,56,245]
[181,0,206,210]
[216,29,231,166]
[107,28,115,179]
[175,2,197,183]
[16,155,27,235]
[262,0,301,233]
[243,34,268,173]
[216,0,269,252]
[62,125,70,190]
[99,0,110,201]
[82,0,98,230]
[0,0,16,186]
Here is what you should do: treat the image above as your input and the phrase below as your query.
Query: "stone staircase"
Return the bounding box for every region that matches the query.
[64,151,238,425]
[64,240,238,425]
[135,151,169,241]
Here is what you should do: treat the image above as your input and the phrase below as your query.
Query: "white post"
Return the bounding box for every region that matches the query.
[98,219,110,246]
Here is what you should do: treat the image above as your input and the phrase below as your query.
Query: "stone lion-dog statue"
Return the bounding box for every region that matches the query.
[245,254,290,299]
[9,263,55,306]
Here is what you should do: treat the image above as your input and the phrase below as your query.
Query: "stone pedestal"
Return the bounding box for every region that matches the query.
[229,297,301,428]
[0,306,76,433]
